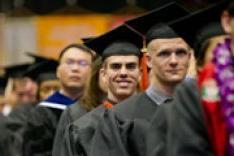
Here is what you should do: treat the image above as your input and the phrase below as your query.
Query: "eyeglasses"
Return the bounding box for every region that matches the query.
[62,59,91,68]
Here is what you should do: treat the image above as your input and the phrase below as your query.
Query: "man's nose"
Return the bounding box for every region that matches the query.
[169,53,178,65]
[119,66,128,75]
[70,63,81,71]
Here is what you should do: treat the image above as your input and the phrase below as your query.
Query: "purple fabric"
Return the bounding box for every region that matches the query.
[213,37,234,156]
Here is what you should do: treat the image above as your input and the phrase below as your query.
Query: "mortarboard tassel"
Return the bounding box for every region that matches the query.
[140,39,149,91]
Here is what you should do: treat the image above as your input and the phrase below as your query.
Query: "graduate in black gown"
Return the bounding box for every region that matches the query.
[25,52,60,101]
[4,58,58,155]
[0,78,16,156]
[149,79,209,156]
[61,2,192,154]
[80,19,192,156]
[59,24,143,156]
[52,56,107,156]
[22,44,95,156]
[109,1,191,122]
[146,1,230,156]
[0,114,20,156]
[2,63,38,116]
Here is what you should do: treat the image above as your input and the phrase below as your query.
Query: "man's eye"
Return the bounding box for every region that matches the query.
[175,49,188,57]
[65,59,75,65]
[78,60,90,67]
[157,51,171,58]
[110,64,122,70]
[126,63,137,70]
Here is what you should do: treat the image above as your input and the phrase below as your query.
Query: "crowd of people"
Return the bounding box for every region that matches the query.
[0,0,233,156]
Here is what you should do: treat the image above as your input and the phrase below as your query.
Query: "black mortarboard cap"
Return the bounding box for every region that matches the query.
[81,37,96,43]
[24,59,58,84]
[194,22,225,58]
[125,2,189,45]
[169,0,228,48]
[145,23,179,45]
[26,53,58,82]
[4,63,31,79]
[26,52,55,63]
[84,24,143,60]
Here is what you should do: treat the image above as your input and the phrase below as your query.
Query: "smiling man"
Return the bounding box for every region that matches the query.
[102,51,140,104]
[107,23,191,124]
[56,24,143,156]
[100,2,191,123]
[85,24,142,106]
[59,3,192,156]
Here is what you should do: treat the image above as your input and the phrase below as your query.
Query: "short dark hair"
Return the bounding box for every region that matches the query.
[58,43,95,62]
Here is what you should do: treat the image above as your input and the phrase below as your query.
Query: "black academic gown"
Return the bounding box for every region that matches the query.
[0,113,19,156]
[145,102,172,156]
[88,109,151,156]
[63,92,158,156]
[112,92,158,121]
[52,104,88,156]
[4,103,36,155]
[83,92,159,156]
[146,80,213,156]
[63,104,106,156]
[22,91,77,156]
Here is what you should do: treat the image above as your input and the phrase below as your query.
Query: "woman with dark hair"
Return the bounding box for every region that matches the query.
[52,56,107,156]
[79,56,107,111]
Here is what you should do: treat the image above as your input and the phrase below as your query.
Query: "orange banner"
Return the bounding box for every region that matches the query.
[35,15,111,59]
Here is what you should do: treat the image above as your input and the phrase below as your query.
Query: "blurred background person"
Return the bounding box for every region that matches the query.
[22,43,94,156]
[52,56,107,156]
[4,54,59,156]
[2,63,38,116]
[24,54,60,101]
[195,22,226,72]
[186,22,226,79]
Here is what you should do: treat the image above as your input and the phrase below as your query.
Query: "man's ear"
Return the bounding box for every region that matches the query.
[99,68,107,78]
[146,52,152,69]
[188,48,193,60]
[221,11,233,34]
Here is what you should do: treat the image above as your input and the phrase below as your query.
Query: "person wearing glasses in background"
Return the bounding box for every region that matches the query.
[22,44,94,156]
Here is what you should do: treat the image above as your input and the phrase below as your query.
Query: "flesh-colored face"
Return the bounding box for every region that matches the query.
[103,55,140,100]
[147,38,191,86]
[57,47,92,91]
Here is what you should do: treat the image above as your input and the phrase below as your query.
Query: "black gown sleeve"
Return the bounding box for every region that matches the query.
[146,80,213,156]
[167,80,213,156]
[146,103,171,156]
[52,104,88,156]
[0,114,19,156]
[23,106,62,156]
[61,105,105,156]
[79,109,150,156]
